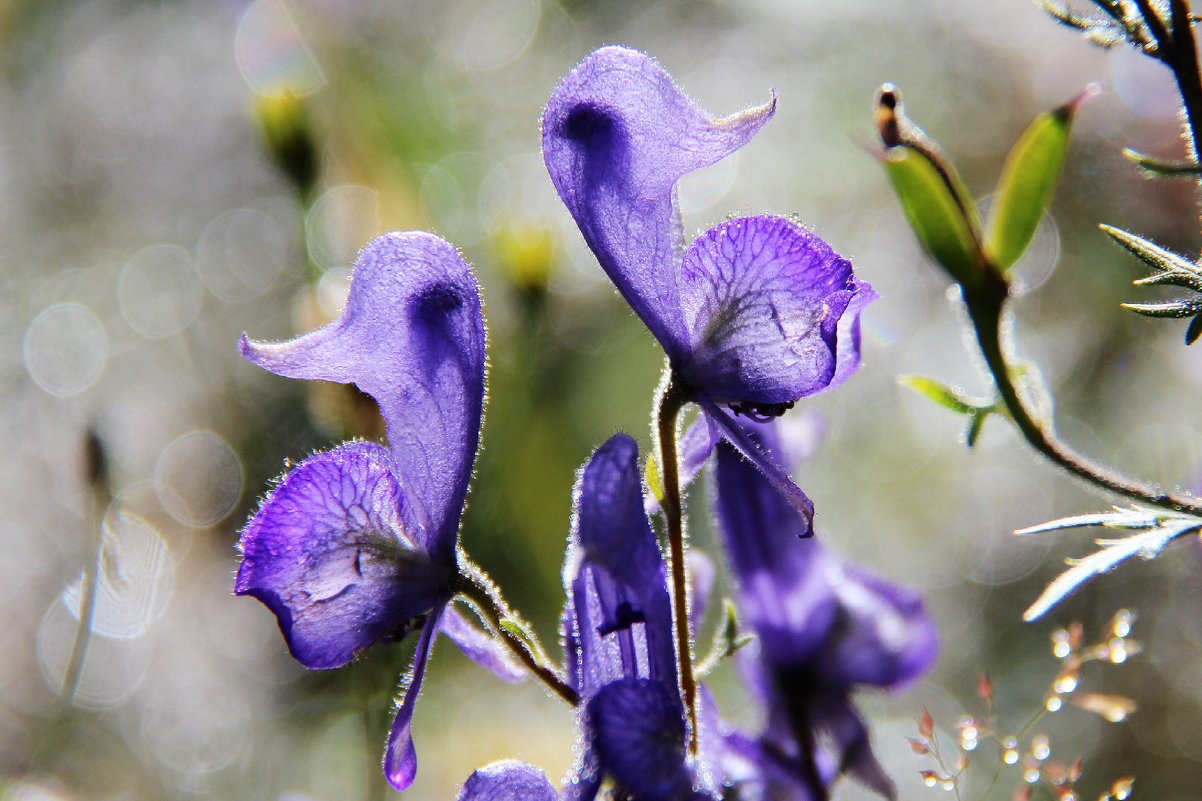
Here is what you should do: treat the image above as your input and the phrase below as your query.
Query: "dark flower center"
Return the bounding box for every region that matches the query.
[729,400,795,422]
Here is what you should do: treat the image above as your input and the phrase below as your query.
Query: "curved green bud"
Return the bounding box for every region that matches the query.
[884,145,985,285]
[985,86,1095,271]
[876,84,987,287]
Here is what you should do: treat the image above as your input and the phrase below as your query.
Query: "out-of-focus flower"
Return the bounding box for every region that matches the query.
[561,433,715,801]
[542,46,875,523]
[235,232,521,791]
[457,760,559,801]
[714,422,937,799]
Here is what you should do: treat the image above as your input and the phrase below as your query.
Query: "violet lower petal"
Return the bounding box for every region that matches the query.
[384,607,445,792]
[699,396,816,525]
[678,216,870,406]
[442,604,527,684]
[828,278,878,390]
[714,436,836,666]
[542,46,775,360]
[458,761,559,801]
[235,442,452,670]
[819,564,938,688]
[588,678,691,801]
[239,231,485,557]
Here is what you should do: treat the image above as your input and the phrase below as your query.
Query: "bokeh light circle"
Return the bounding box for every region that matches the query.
[23,303,108,397]
[196,207,287,302]
[117,244,203,338]
[155,431,243,527]
[234,0,326,97]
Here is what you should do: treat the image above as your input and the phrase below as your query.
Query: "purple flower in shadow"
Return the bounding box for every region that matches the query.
[235,232,522,792]
[713,422,938,800]
[542,46,875,524]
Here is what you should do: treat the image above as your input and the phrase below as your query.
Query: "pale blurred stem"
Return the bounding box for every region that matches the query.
[62,484,107,703]
[455,554,579,706]
[655,375,700,756]
[963,278,1202,516]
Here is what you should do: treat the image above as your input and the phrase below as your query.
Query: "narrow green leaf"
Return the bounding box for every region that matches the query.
[1132,271,1202,292]
[644,456,665,505]
[1187,314,1202,345]
[899,375,976,415]
[883,146,984,285]
[498,618,536,648]
[1121,300,1202,319]
[986,87,1093,270]
[1101,224,1202,278]
[1122,147,1202,177]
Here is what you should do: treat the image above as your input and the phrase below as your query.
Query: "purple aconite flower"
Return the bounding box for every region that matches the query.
[562,434,716,801]
[542,46,875,521]
[235,232,522,791]
[714,422,937,800]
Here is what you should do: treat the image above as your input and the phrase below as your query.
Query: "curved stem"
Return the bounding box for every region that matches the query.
[455,553,578,707]
[963,279,1202,516]
[655,374,700,756]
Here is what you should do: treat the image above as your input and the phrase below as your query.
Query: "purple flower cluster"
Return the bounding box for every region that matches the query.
[235,46,936,800]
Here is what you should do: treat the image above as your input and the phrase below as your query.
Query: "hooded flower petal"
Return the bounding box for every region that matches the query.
[384,606,444,792]
[239,232,486,557]
[458,761,559,801]
[565,434,677,696]
[235,442,452,670]
[678,216,873,405]
[542,46,775,360]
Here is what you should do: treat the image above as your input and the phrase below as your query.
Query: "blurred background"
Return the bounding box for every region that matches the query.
[4,0,1202,798]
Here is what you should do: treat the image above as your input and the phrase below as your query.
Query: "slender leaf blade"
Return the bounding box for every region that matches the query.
[986,89,1092,270]
[898,375,977,415]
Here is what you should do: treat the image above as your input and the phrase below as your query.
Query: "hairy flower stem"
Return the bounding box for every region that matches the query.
[655,374,700,756]
[963,277,1202,517]
[455,553,578,706]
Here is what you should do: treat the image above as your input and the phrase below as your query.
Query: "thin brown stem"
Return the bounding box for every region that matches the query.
[655,374,700,756]
[455,553,578,706]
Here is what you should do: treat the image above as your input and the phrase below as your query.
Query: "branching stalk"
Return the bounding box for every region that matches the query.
[961,280,1202,516]
[655,374,700,756]
[455,553,578,706]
